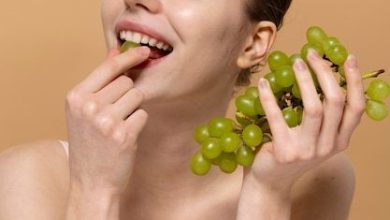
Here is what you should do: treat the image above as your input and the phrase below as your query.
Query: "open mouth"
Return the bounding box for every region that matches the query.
[117,30,173,60]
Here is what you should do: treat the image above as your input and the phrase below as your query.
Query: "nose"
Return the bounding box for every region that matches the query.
[125,0,162,13]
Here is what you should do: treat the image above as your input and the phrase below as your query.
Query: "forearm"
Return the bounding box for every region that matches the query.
[236,176,292,220]
[65,183,120,220]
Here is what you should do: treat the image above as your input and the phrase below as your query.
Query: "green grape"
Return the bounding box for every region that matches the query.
[366,79,390,101]
[322,37,341,53]
[366,100,388,121]
[265,72,283,94]
[291,83,301,99]
[301,42,325,60]
[245,86,259,99]
[236,145,255,167]
[201,138,223,159]
[235,114,252,127]
[218,153,238,174]
[235,95,257,117]
[120,41,141,53]
[208,118,234,138]
[274,65,296,88]
[306,26,328,45]
[296,106,303,125]
[254,98,265,115]
[211,155,221,165]
[221,132,241,152]
[282,107,299,127]
[339,67,346,79]
[191,152,211,176]
[191,25,388,176]
[290,53,303,65]
[268,51,290,71]
[242,124,263,147]
[193,124,209,144]
[326,44,348,66]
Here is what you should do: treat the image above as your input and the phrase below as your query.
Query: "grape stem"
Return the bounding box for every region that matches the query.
[339,69,385,87]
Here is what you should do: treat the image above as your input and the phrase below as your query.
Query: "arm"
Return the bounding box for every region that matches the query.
[0,140,69,220]
[237,175,292,220]
[65,183,120,220]
[290,152,355,220]
[237,152,355,220]
[1,47,150,220]
[0,141,123,220]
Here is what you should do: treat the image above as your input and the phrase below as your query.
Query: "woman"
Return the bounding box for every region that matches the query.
[0,0,362,219]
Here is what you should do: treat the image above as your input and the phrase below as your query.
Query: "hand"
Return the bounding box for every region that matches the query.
[65,46,150,195]
[245,50,365,193]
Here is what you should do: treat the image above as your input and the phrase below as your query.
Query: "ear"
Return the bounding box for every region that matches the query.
[237,21,277,70]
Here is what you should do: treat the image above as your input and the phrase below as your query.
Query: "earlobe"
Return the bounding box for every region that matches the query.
[237,21,277,70]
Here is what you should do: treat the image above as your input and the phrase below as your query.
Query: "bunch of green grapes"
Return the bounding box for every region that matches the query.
[190,26,389,176]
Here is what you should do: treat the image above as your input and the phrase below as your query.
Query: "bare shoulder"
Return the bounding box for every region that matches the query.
[0,139,70,219]
[291,152,355,220]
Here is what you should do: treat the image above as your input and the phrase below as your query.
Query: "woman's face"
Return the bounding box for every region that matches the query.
[101,0,252,105]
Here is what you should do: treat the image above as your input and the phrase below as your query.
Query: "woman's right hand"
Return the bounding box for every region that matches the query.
[65,46,150,195]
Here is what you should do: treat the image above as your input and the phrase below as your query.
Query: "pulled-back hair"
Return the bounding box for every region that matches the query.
[236,0,292,86]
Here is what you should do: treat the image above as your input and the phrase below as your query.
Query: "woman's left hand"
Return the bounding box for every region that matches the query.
[243,50,365,200]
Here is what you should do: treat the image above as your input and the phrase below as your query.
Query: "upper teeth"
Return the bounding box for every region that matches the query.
[119,31,173,52]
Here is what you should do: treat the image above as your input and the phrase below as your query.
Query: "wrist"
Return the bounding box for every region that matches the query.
[243,172,293,198]
[69,178,122,200]
[236,174,292,220]
[66,181,121,220]
[242,174,292,203]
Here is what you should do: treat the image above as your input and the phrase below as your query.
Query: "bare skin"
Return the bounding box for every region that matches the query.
[0,0,361,219]
[0,140,354,220]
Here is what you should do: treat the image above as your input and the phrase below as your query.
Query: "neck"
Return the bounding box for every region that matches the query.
[124,85,243,202]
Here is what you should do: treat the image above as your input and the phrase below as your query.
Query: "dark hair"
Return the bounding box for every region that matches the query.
[236,0,292,86]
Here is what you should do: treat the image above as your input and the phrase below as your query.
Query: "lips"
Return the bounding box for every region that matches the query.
[115,20,173,57]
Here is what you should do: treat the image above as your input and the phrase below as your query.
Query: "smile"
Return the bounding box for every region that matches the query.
[119,31,173,52]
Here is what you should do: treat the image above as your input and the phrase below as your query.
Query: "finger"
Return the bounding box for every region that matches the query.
[78,46,150,93]
[336,55,365,151]
[106,48,120,59]
[123,109,149,146]
[110,88,144,120]
[292,58,323,139]
[257,78,288,141]
[307,50,346,155]
[95,75,134,104]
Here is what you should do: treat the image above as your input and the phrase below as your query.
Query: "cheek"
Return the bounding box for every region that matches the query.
[101,1,122,46]
[176,4,246,61]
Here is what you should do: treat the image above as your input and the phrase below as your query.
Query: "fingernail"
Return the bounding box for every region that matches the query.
[258,78,268,89]
[308,49,320,61]
[294,58,307,71]
[346,54,357,69]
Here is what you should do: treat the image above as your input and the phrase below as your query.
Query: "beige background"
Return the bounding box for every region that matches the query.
[0,0,389,219]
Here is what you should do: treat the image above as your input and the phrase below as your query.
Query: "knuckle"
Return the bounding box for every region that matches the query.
[82,99,100,116]
[304,103,323,118]
[327,91,346,105]
[65,89,84,109]
[317,147,333,158]
[94,112,115,134]
[298,149,316,161]
[110,127,127,145]
[276,152,297,164]
[351,102,366,116]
